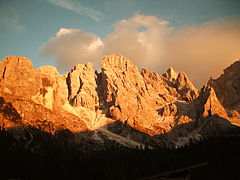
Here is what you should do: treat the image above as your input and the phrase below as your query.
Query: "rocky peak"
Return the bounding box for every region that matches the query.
[0,56,38,98]
[38,65,59,77]
[162,66,178,81]
[208,60,240,108]
[223,60,240,75]
[0,56,34,80]
[101,55,184,135]
[198,86,228,119]
[175,72,199,101]
[101,54,137,72]
[140,68,179,101]
[1,56,33,68]
[162,67,199,102]
[66,62,99,111]
[0,55,236,139]
[101,54,145,104]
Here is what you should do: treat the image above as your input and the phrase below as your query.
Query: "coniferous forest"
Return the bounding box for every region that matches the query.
[0,127,240,180]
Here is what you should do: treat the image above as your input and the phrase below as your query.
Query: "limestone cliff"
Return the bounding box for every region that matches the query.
[208,60,240,125]
[198,86,228,119]
[208,60,240,108]
[0,55,236,143]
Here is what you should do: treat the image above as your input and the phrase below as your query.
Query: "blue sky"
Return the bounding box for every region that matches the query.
[0,0,240,86]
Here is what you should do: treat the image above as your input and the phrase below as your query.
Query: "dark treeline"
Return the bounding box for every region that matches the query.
[0,127,239,180]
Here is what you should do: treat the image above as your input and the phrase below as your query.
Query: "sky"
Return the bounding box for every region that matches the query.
[0,0,240,88]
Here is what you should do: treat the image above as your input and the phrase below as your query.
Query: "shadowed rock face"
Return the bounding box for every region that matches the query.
[208,60,240,108]
[198,86,228,119]
[0,55,238,142]
[207,60,240,124]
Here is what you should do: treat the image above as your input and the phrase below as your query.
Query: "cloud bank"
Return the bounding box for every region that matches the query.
[46,0,103,21]
[163,17,240,87]
[40,14,240,88]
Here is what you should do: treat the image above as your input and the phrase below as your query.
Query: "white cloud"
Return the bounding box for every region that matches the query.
[40,14,240,88]
[162,17,240,87]
[87,38,104,52]
[40,28,103,71]
[56,28,76,37]
[46,0,103,21]
[102,14,171,69]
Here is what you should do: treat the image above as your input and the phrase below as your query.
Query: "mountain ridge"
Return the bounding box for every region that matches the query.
[0,54,239,148]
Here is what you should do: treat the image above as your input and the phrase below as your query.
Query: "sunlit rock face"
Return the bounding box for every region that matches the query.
[0,56,40,100]
[0,56,68,111]
[37,65,68,110]
[101,55,169,135]
[100,54,201,135]
[0,55,237,145]
[66,63,99,111]
[162,67,199,102]
[198,86,228,119]
[0,56,115,133]
[0,56,88,133]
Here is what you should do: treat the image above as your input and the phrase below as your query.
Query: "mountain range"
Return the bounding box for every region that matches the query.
[0,54,240,149]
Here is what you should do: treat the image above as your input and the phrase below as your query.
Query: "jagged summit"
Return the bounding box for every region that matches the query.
[162,66,199,101]
[223,60,240,74]
[208,60,240,108]
[0,55,239,147]
[38,65,59,76]
[101,54,137,72]
[163,66,178,80]
[207,59,240,125]
[199,86,228,119]
[1,56,31,64]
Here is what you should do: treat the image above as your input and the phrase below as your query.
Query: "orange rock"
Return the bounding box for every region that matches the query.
[0,55,234,138]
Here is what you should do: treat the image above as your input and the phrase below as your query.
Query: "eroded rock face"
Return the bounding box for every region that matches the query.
[0,55,234,140]
[0,56,68,111]
[101,55,163,135]
[0,95,88,133]
[0,56,115,133]
[37,66,68,110]
[162,67,199,101]
[208,60,240,108]
[0,56,89,133]
[0,56,40,99]
[66,63,99,111]
[100,54,200,135]
[198,86,228,119]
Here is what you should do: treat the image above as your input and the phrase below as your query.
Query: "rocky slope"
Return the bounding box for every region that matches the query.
[0,55,239,148]
[208,60,240,125]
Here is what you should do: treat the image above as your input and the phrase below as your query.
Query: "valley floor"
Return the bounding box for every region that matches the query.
[0,128,240,180]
